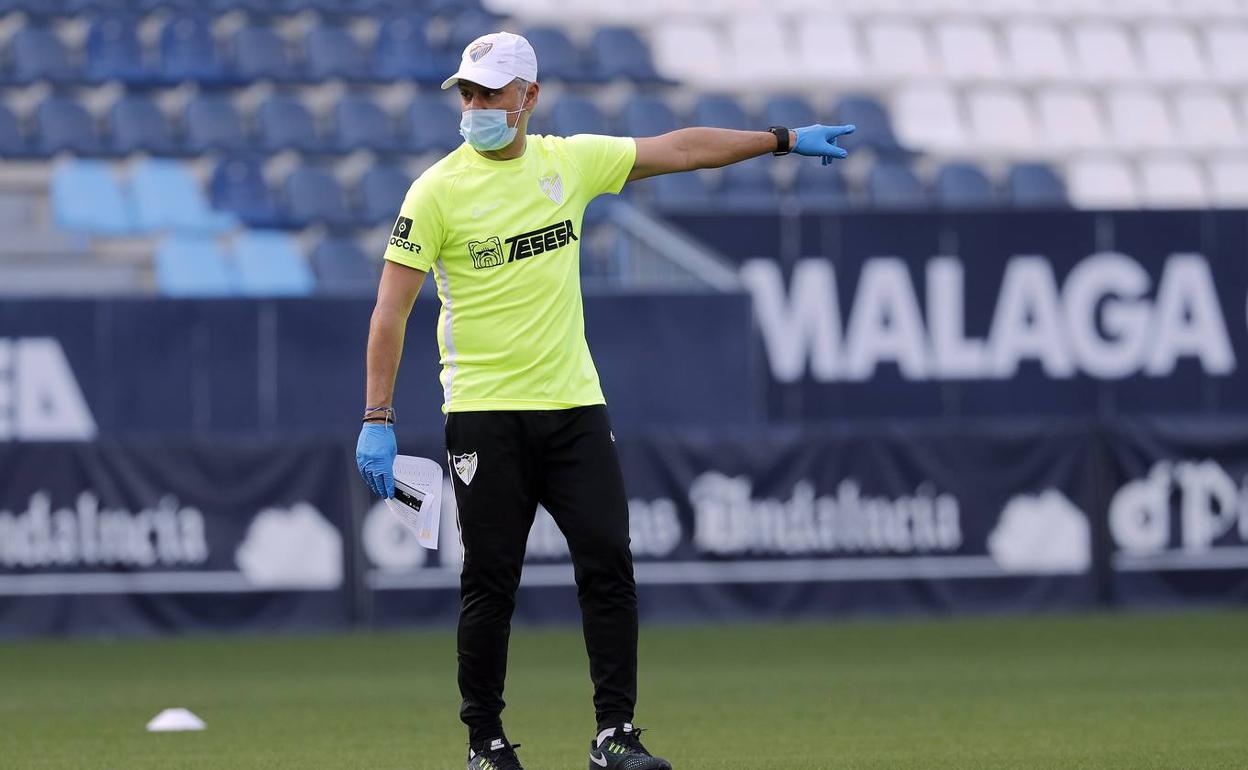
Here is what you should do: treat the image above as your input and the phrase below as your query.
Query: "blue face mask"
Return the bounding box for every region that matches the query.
[459,105,525,151]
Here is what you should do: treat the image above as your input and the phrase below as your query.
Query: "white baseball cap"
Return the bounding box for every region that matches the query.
[441,31,539,90]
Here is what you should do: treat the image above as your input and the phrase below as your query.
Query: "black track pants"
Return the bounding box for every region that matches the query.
[446,405,638,744]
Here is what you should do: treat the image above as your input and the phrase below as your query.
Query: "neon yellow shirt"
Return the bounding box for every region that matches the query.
[383,134,637,413]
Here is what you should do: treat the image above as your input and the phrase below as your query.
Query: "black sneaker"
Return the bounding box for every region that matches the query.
[588,723,672,770]
[467,737,523,770]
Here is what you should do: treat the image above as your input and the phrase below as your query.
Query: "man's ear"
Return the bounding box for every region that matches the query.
[525,81,540,112]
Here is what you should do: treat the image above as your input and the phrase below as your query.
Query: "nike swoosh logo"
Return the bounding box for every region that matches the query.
[471,202,501,218]
[589,750,608,766]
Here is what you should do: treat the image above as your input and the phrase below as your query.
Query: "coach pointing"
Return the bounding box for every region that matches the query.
[355,30,853,770]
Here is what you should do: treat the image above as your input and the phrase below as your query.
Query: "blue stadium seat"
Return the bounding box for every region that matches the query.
[231,26,297,82]
[524,27,584,82]
[154,234,234,297]
[590,27,661,82]
[551,96,609,137]
[867,162,928,209]
[232,230,315,296]
[619,94,677,137]
[934,162,997,209]
[718,157,780,211]
[184,95,247,153]
[833,95,904,156]
[85,17,152,85]
[159,14,229,85]
[284,167,353,228]
[649,172,714,212]
[257,95,322,153]
[313,236,379,294]
[405,94,461,153]
[210,157,284,228]
[0,104,28,157]
[792,163,851,211]
[333,96,398,153]
[359,166,411,226]
[372,14,440,82]
[304,26,369,81]
[108,95,177,155]
[763,96,818,130]
[51,160,134,233]
[692,95,749,130]
[445,10,499,51]
[12,27,78,84]
[1007,163,1069,209]
[36,97,103,155]
[131,158,236,233]
[5,0,66,16]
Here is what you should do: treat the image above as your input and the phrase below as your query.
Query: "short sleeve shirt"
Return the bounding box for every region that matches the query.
[384,134,637,413]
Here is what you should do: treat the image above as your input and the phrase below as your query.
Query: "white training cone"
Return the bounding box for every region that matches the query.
[146,708,206,732]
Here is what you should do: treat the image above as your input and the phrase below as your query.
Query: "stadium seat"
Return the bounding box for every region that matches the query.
[159,14,228,85]
[691,95,749,131]
[130,158,236,233]
[718,157,779,211]
[726,14,789,83]
[1173,91,1242,150]
[257,96,322,153]
[1106,89,1173,151]
[934,162,997,209]
[649,171,714,212]
[358,166,410,226]
[210,157,284,228]
[589,27,662,82]
[1207,156,1248,207]
[1035,89,1109,152]
[551,97,609,136]
[1139,157,1208,208]
[51,160,134,233]
[1006,163,1069,208]
[652,20,728,87]
[524,27,585,82]
[1003,20,1074,82]
[0,104,28,157]
[1139,24,1207,83]
[1066,157,1139,209]
[36,97,104,155]
[1205,25,1248,83]
[763,96,817,132]
[11,27,78,84]
[284,167,353,228]
[154,235,234,297]
[967,89,1038,152]
[832,95,904,156]
[796,20,862,80]
[108,95,177,155]
[232,231,315,296]
[333,96,398,153]
[372,14,442,82]
[231,26,297,82]
[618,94,678,137]
[305,25,370,81]
[445,9,500,51]
[313,236,380,294]
[866,162,928,209]
[1071,23,1139,83]
[865,20,936,80]
[935,21,1005,81]
[405,94,461,153]
[85,17,152,85]
[893,86,965,153]
[791,163,851,211]
[184,95,247,153]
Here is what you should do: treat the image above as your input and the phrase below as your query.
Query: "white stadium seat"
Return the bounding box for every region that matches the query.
[1003,21,1074,82]
[1139,25,1208,83]
[893,85,967,152]
[1207,156,1248,206]
[796,19,863,80]
[1139,157,1209,207]
[1173,91,1243,150]
[1035,89,1110,151]
[967,88,1039,152]
[935,21,1005,81]
[726,15,791,84]
[1106,89,1174,150]
[1066,156,1140,208]
[1071,22,1141,83]
[1204,26,1248,83]
[864,20,937,79]
[651,19,729,87]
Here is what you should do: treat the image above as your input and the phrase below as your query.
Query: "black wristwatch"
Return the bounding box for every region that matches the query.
[769,126,791,156]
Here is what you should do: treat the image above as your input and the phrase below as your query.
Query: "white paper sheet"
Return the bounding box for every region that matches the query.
[384,455,444,550]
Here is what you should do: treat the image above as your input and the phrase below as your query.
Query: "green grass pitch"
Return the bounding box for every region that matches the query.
[4,611,1247,769]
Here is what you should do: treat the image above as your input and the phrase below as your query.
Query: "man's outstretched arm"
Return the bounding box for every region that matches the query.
[627,124,855,182]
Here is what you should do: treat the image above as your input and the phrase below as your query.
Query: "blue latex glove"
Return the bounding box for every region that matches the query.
[793,124,856,165]
[356,423,396,498]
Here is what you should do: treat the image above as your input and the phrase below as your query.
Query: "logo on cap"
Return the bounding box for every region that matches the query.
[468,41,493,62]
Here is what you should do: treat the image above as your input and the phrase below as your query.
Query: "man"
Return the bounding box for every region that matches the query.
[356,30,853,770]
